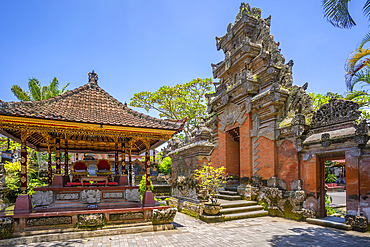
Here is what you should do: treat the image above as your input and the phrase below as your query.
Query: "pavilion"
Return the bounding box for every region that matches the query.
[0,70,185,214]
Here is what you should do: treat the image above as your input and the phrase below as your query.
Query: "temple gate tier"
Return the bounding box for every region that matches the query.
[0,70,184,234]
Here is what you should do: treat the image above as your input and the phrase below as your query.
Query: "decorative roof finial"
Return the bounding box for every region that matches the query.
[88,69,98,85]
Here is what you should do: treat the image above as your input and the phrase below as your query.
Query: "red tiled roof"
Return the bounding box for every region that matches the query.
[0,72,185,131]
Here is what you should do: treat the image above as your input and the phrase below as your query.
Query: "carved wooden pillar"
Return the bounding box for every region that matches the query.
[20,132,28,194]
[145,149,151,189]
[121,143,125,175]
[48,145,52,185]
[14,131,32,213]
[115,143,119,176]
[142,139,156,206]
[64,138,69,176]
[128,148,133,186]
[55,137,61,174]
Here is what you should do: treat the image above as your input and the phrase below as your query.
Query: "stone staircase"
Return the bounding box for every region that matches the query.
[200,189,268,223]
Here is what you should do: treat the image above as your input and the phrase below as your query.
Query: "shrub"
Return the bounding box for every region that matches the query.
[158,157,172,175]
[325,174,337,183]
[139,174,154,201]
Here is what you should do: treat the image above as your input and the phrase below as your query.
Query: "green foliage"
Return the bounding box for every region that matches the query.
[11,77,69,101]
[309,91,370,120]
[139,174,154,201]
[4,159,47,202]
[194,164,227,204]
[158,157,172,175]
[326,174,337,183]
[129,78,213,136]
[325,193,336,216]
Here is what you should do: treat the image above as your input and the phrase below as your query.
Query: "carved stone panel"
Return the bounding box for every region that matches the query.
[32,191,53,206]
[0,217,14,239]
[219,103,247,132]
[152,208,177,224]
[81,190,101,204]
[77,213,105,228]
[103,192,123,199]
[26,216,72,227]
[125,189,140,202]
[110,212,144,221]
[311,98,361,128]
[56,193,79,200]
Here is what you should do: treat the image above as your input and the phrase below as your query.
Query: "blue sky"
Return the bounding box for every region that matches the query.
[0,0,368,117]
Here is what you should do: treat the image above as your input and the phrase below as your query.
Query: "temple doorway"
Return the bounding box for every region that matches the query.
[226,127,240,185]
[319,156,346,218]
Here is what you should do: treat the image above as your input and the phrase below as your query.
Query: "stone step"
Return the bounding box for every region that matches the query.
[219,200,257,208]
[306,217,351,231]
[225,187,238,192]
[224,210,269,221]
[216,194,242,200]
[219,190,238,195]
[220,205,264,214]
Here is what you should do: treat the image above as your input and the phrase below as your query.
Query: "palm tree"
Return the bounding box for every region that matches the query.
[11,77,69,101]
[322,0,370,90]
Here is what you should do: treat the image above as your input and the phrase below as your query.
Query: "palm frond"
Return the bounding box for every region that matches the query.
[364,0,370,19]
[322,0,356,29]
[349,65,370,91]
[48,77,59,97]
[359,31,370,48]
[60,82,70,94]
[10,85,31,101]
[346,48,370,73]
[28,78,42,101]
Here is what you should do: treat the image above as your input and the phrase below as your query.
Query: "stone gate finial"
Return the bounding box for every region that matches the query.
[88,69,98,85]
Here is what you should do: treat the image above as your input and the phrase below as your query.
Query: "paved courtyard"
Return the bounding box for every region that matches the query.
[14,213,370,247]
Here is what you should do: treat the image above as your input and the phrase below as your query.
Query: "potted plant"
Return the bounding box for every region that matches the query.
[194,164,227,215]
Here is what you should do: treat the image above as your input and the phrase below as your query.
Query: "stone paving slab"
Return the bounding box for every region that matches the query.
[10,212,370,247]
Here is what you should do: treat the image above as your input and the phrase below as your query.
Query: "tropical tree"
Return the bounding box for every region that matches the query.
[11,77,69,101]
[322,0,370,90]
[130,78,213,136]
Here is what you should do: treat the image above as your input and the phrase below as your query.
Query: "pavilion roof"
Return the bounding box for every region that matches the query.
[0,70,184,131]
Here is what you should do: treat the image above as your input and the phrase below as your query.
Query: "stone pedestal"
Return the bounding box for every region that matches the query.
[52,174,64,187]
[14,194,32,213]
[117,175,129,186]
[142,191,157,206]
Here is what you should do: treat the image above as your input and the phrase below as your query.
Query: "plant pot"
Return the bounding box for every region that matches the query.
[203,203,221,215]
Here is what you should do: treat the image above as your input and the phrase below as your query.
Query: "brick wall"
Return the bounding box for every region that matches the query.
[254,136,275,180]
[301,153,319,211]
[239,113,252,179]
[277,140,299,190]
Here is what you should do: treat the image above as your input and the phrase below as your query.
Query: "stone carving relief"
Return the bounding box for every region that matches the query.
[311,98,361,129]
[302,208,316,219]
[354,120,369,147]
[103,192,123,199]
[125,189,140,202]
[110,212,144,221]
[278,60,293,88]
[32,191,53,206]
[290,190,306,212]
[291,113,306,136]
[56,193,79,200]
[350,147,362,157]
[81,190,101,204]
[26,216,72,227]
[0,217,14,239]
[152,208,178,224]
[345,215,368,229]
[76,213,105,228]
[219,103,247,132]
[321,133,331,148]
